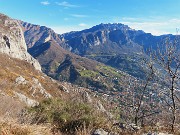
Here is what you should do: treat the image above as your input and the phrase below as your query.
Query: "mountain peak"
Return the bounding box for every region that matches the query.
[82,23,130,33]
[62,23,145,40]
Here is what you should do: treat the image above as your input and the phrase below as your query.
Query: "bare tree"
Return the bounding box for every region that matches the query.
[119,57,160,127]
[151,35,180,132]
[117,35,179,133]
[132,57,162,127]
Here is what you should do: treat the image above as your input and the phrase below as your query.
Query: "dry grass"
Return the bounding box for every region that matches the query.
[0,53,111,135]
[0,53,65,134]
[0,117,52,135]
[24,98,111,135]
[0,94,25,118]
[0,123,30,135]
[0,53,64,100]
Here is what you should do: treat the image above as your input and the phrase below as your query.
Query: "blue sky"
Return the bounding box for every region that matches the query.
[0,0,180,35]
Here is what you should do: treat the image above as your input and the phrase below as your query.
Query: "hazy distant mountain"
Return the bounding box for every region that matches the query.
[61,23,148,78]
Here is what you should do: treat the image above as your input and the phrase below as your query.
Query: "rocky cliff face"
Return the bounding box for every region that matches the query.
[62,23,145,55]
[0,13,41,71]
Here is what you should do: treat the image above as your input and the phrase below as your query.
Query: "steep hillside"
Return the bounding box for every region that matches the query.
[0,52,118,135]
[0,53,61,109]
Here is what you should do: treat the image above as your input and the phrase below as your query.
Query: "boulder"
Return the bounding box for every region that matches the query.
[15,76,27,85]
[92,128,108,135]
[126,123,140,131]
[14,92,39,107]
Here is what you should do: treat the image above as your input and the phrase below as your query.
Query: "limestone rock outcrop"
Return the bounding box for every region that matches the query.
[0,13,41,71]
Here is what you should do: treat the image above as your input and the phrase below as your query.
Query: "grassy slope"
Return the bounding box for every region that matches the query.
[0,53,117,135]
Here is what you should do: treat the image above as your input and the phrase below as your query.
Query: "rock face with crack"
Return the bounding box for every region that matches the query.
[0,13,41,71]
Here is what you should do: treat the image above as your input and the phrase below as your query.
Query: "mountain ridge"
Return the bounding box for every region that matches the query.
[19,21,156,79]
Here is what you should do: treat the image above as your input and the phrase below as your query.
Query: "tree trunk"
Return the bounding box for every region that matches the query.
[171,77,176,133]
[135,115,138,126]
[171,111,175,133]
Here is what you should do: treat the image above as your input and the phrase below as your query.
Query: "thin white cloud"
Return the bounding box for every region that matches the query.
[50,25,89,34]
[56,1,79,8]
[121,21,169,35]
[70,14,88,18]
[50,26,79,34]
[122,17,138,21]
[116,17,180,35]
[79,23,88,27]
[47,16,180,35]
[41,1,50,5]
